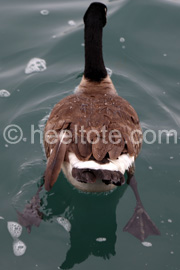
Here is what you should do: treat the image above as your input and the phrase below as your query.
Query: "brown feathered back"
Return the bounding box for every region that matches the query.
[44,91,142,163]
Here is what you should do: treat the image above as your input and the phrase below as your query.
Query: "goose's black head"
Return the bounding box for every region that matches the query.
[83,2,107,28]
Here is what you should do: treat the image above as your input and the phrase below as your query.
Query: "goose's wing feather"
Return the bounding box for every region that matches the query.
[44,131,67,191]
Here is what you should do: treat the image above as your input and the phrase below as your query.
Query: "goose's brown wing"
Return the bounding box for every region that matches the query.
[44,93,142,162]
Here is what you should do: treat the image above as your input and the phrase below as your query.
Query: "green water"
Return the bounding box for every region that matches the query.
[0,0,180,269]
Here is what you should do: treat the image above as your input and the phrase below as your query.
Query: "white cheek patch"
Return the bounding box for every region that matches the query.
[68,152,134,174]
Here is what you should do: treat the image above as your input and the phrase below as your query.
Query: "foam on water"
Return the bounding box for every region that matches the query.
[120,37,125,43]
[13,240,27,256]
[161,220,165,223]
[0,89,10,97]
[68,20,76,26]
[106,67,112,77]
[96,237,107,242]
[168,219,172,223]
[40,10,49,15]
[7,221,22,239]
[167,132,175,137]
[7,221,26,256]
[142,241,152,247]
[25,58,47,74]
[57,217,71,232]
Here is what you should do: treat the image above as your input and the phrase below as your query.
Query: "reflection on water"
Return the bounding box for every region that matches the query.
[13,170,128,268]
[41,178,127,269]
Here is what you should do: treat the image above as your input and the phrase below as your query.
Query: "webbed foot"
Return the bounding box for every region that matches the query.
[123,203,160,241]
[17,186,43,233]
[124,174,160,241]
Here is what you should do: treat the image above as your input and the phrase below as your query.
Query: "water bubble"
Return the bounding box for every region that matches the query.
[0,216,4,220]
[81,43,85,47]
[168,219,172,223]
[148,166,153,170]
[13,239,27,256]
[106,67,112,77]
[57,217,71,232]
[163,53,167,57]
[161,220,164,223]
[5,144,9,148]
[23,138,27,142]
[7,222,22,238]
[170,156,174,160]
[96,237,107,242]
[122,45,126,49]
[40,10,49,15]
[68,20,76,26]
[0,89,10,97]
[120,37,125,43]
[25,58,47,74]
[142,241,152,247]
[167,132,175,137]
[170,251,174,255]
[52,35,57,39]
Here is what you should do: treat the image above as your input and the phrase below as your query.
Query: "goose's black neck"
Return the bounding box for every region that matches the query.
[84,24,107,82]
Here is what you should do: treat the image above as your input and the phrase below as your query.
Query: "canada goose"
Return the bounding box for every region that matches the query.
[44,3,139,192]
[18,2,160,241]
